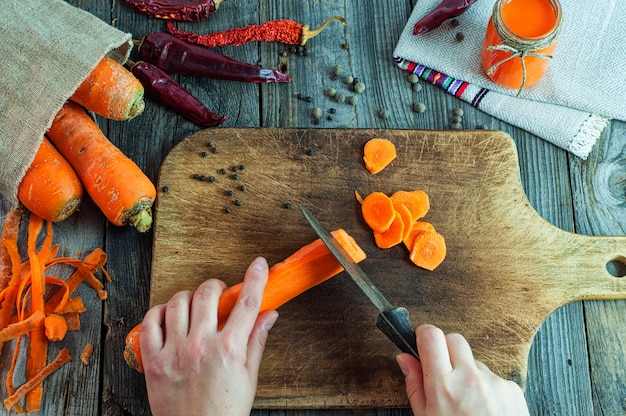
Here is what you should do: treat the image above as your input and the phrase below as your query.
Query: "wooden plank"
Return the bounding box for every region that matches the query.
[151,127,626,408]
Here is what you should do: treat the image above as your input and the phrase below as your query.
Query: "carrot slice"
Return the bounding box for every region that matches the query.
[403,221,436,250]
[44,314,68,342]
[409,229,447,271]
[391,190,430,221]
[124,228,367,373]
[373,214,405,249]
[363,138,397,174]
[361,192,396,232]
[393,203,414,241]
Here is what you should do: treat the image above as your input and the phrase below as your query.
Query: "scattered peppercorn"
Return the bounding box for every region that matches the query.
[239,164,245,170]
[307,149,315,156]
[207,141,214,147]
[452,115,463,123]
[329,108,337,114]
[200,175,207,181]
[235,199,243,206]
[335,93,346,103]
[225,207,232,213]
[343,75,354,84]
[347,96,358,105]
[326,88,337,97]
[379,109,390,119]
[312,118,320,125]
[240,184,246,191]
[453,108,464,116]
[408,74,419,84]
[232,166,238,172]
[450,18,460,27]
[451,122,463,130]
[201,151,208,157]
[226,190,234,196]
[412,83,423,92]
[332,65,343,76]
[327,114,334,121]
[353,82,365,94]
[341,43,349,50]
[209,176,215,182]
[284,202,292,209]
[162,186,169,192]
[413,102,426,113]
[312,107,322,119]
[352,77,360,85]
[212,147,219,154]
[219,168,227,174]
[193,173,200,180]
[233,173,239,180]
[455,32,465,42]
[305,96,312,102]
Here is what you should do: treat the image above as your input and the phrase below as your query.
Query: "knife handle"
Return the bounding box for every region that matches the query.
[376,307,419,359]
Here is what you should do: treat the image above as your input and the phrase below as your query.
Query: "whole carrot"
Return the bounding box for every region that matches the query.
[17,137,83,222]
[70,56,145,121]
[46,101,156,232]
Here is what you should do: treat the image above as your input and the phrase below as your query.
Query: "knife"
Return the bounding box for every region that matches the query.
[299,205,419,359]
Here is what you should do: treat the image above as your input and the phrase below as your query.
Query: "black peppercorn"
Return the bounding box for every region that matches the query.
[162,186,169,192]
[201,151,208,157]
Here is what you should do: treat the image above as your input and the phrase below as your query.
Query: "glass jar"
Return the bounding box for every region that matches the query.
[480,0,562,92]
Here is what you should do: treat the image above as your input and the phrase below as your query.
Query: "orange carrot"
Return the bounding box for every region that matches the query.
[44,314,68,342]
[361,192,396,232]
[18,137,83,223]
[47,101,156,232]
[124,228,367,373]
[70,55,145,121]
[363,138,397,174]
[393,203,413,241]
[373,214,405,249]
[80,343,94,365]
[4,348,72,412]
[403,220,435,250]
[390,190,430,221]
[409,229,447,271]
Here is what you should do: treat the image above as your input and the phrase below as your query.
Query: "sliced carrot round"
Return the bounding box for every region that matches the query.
[403,220,435,250]
[409,229,446,271]
[391,190,430,221]
[393,203,413,241]
[361,192,396,232]
[363,138,397,174]
[373,214,405,249]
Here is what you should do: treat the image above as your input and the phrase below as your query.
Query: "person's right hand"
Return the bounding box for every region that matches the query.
[396,324,529,416]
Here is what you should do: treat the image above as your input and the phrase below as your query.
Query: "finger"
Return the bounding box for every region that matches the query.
[222,257,269,339]
[396,353,426,412]
[415,324,453,376]
[140,304,167,360]
[246,310,279,378]
[445,332,475,369]
[188,279,227,337]
[164,289,194,340]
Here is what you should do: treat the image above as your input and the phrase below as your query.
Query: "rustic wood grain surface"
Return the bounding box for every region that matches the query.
[0,0,624,415]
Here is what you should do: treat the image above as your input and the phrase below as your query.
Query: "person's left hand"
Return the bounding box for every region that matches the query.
[140,257,279,416]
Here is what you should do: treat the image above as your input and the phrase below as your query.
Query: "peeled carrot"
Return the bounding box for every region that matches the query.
[361,192,396,232]
[17,137,83,223]
[47,101,156,232]
[44,314,68,342]
[70,56,145,121]
[409,229,447,271]
[124,228,367,373]
[363,138,397,174]
[390,190,429,221]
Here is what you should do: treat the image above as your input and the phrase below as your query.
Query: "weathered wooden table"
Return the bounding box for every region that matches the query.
[1,1,624,414]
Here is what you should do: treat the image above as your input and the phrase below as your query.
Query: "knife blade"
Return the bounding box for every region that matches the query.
[299,205,419,359]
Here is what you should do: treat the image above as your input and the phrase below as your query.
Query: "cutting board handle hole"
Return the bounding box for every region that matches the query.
[607,257,626,278]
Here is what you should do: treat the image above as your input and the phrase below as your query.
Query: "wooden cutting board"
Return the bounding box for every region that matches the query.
[151,128,626,409]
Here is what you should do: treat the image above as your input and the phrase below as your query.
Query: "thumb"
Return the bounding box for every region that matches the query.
[246,310,279,374]
[396,353,426,412]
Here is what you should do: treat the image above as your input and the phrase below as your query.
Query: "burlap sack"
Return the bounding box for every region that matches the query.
[0,0,132,203]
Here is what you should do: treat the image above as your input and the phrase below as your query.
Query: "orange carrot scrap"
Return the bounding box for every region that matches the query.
[4,348,72,411]
[363,138,397,174]
[403,221,436,250]
[361,192,396,232]
[44,314,68,342]
[80,343,94,365]
[0,311,45,342]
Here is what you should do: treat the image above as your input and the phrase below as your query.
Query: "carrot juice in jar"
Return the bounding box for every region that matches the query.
[480,0,561,91]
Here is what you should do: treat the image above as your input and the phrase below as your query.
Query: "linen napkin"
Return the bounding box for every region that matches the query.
[0,0,133,203]
[393,0,626,159]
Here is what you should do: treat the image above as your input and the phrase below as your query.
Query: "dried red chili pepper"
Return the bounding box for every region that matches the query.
[413,0,477,35]
[166,15,345,48]
[128,60,226,127]
[137,32,291,83]
[124,0,224,22]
